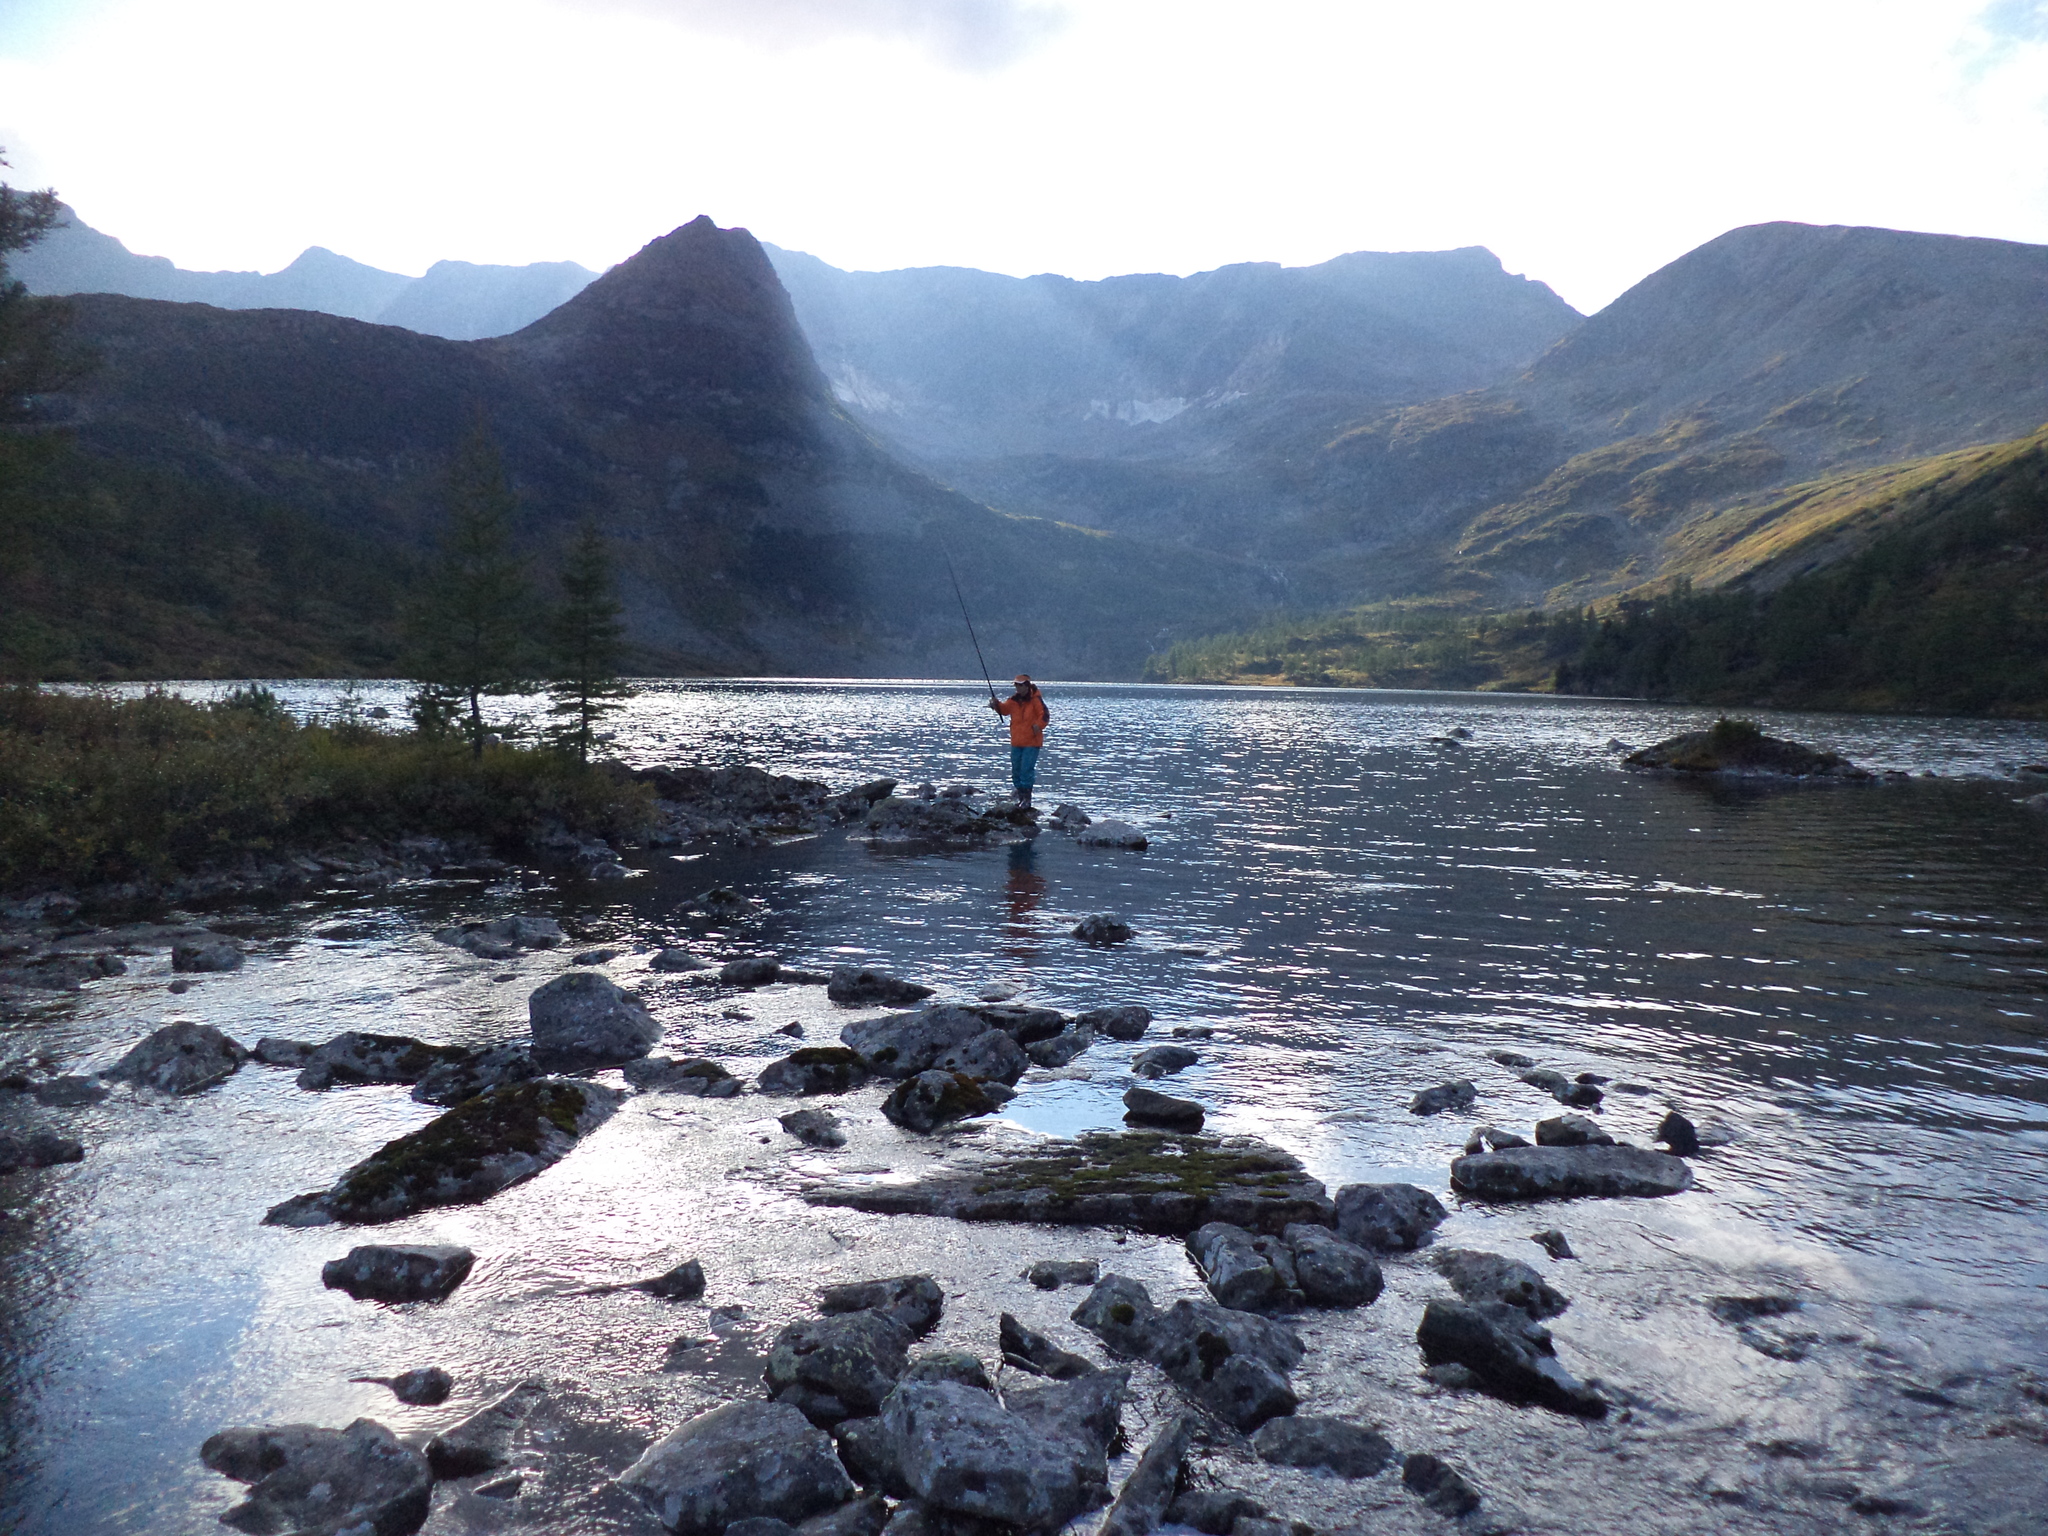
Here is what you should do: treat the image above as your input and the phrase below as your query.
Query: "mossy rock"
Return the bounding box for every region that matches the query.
[264,1078,621,1226]
[805,1130,1332,1235]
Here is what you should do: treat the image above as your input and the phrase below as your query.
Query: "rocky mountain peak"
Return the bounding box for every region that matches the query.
[499,216,827,426]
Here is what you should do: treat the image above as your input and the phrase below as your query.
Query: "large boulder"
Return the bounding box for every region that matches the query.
[818,1275,945,1337]
[295,1032,470,1091]
[1282,1224,1383,1308]
[880,1071,1001,1133]
[321,1244,475,1303]
[411,1043,540,1106]
[1625,720,1871,780]
[927,1028,1028,1086]
[881,1372,1126,1531]
[841,1009,988,1079]
[1188,1223,1303,1313]
[1431,1249,1569,1319]
[528,972,661,1067]
[200,1418,431,1536]
[827,969,935,1008]
[616,1400,857,1536]
[104,1021,248,1095]
[804,1131,1333,1236]
[1416,1299,1607,1418]
[1332,1182,1446,1251]
[764,1312,915,1426]
[759,1048,871,1096]
[1449,1145,1695,1201]
[264,1079,620,1226]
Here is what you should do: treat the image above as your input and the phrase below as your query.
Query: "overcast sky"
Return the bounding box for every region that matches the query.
[2,0,2045,313]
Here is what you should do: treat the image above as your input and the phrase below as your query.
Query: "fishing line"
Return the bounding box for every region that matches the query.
[941,542,999,705]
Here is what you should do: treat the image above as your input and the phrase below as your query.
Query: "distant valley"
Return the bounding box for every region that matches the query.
[7,204,2047,700]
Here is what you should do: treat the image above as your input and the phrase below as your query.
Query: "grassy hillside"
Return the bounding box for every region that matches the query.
[1150,424,2048,717]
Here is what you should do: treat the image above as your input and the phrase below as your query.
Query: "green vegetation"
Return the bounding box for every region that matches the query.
[0,685,654,891]
[0,148,71,424]
[1144,603,1562,692]
[544,519,634,761]
[324,1080,590,1223]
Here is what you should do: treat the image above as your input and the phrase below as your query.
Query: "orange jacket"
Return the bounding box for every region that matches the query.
[992,692,1049,747]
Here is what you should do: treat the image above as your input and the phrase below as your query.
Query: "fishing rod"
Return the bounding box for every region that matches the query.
[941,544,1000,706]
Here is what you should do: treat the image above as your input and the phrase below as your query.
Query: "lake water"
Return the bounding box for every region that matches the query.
[4,681,2047,1534]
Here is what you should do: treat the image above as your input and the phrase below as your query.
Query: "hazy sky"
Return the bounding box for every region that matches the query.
[2,0,2044,312]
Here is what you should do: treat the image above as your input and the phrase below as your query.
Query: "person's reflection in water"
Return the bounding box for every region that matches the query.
[1002,841,1048,953]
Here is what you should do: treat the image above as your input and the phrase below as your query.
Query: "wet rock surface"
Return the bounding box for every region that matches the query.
[321,1243,476,1303]
[294,1031,470,1091]
[410,1042,541,1106]
[805,1131,1332,1235]
[1073,1274,1304,1429]
[265,1079,621,1226]
[1281,1224,1383,1308]
[1099,1414,1191,1536]
[826,969,934,1008]
[1072,915,1135,946]
[616,1399,856,1536]
[0,1128,85,1172]
[202,1418,432,1535]
[172,937,245,972]
[1450,1144,1696,1201]
[1123,1085,1203,1130]
[1251,1415,1396,1478]
[624,1055,743,1096]
[426,1379,549,1479]
[1077,1005,1151,1041]
[760,1047,872,1096]
[527,972,661,1067]
[1403,1452,1483,1517]
[1409,1079,1476,1116]
[999,1312,1098,1379]
[1416,1298,1607,1418]
[1535,1112,1613,1148]
[1431,1248,1570,1319]
[1132,1044,1198,1078]
[766,1311,916,1426]
[880,1071,1001,1132]
[1188,1222,1304,1313]
[104,1020,248,1095]
[780,1107,848,1147]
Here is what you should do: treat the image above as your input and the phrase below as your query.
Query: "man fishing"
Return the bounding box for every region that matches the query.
[989,674,1050,808]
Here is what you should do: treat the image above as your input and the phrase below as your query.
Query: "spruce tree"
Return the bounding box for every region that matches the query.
[545,519,633,762]
[407,422,532,757]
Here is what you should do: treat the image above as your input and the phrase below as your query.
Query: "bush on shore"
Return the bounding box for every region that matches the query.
[0,685,655,892]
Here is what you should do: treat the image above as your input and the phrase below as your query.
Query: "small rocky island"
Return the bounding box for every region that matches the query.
[1623,717,1872,780]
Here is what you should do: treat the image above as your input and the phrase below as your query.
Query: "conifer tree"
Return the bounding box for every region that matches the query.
[407,422,532,757]
[0,148,74,424]
[545,519,633,761]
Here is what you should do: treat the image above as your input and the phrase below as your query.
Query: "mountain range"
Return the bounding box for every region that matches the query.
[6,202,2047,684]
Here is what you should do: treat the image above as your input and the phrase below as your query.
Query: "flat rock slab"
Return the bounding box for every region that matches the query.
[264,1078,621,1226]
[803,1131,1332,1236]
[1450,1144,1696,1202]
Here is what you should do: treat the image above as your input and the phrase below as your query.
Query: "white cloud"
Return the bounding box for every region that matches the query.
[556,0,1069,69]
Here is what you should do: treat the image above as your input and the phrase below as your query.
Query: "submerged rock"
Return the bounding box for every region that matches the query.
[1027,1259,1101,1290]
[760,1048,872,1096]
[172,937,245,972]
[528,972,661,1067]
[765,1312,915,1425]
[1252,1416,1396,1478]
[0,1129,85,1173]
[1431,1249,1569,1319]
[1332,1182,1447,1252]
[1463,1125,1530,1154]
[827,969,935,1008]
[1000,1313,1098,1379]
[723,957,784,988]
[1077,1005,1152,1041]
[295,1031,469,1091]
[617,1400,856,1536]
[264,1079,621,1226]
[781,1108,848,1148]
[1403,1452,1483,1517]
[804,1130,1332,1236]
[200,1418,431,1536]
[411,1042,540,1106]
[1626,719,1873,780]
[1656,1109,1702,1155]
[350,1366,453,1406]
[321,1243,475,1303]
[1522,1068,1604,1108]
[1166,1490,1267,1535]
[1075,820,1149,850]
[881,1071,1000,1133]
[104,1021,248,1095]
[652,948,713,973]
[1027,1025,1097,1068]
[1132,1045,1198,1079]
[1450,1144,1695,1202]
[1416,1299,1607,1418]
[624,1056,742,1096]
[1073,915,1135,947]
[426,1380,548,1478]
[1410,1079,1476,1116]
[585,1258,711,1301]
[1123,1086,1203,1131]
[1529,1229,1576,1261]
[882,1372,1126,1531]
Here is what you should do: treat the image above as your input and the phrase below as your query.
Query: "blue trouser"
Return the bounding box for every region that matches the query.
[1011,745,1040,790]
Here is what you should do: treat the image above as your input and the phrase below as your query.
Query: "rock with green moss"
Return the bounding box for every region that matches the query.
[262,1078,621,1227]
[880,1071,1000,1133]
[803,1130,1332,1236]
[759,1048,870,1096]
